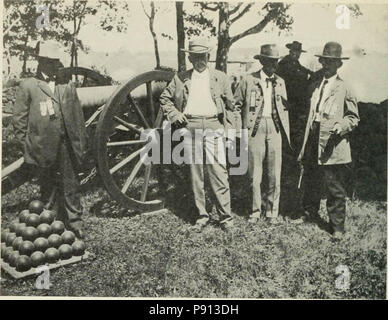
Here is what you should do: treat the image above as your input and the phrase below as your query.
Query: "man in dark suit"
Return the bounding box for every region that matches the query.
[277,41,312,150]
[297,42,359,241]
[234,44,291,225]
[13,41,87,238]
[160,38,235,231]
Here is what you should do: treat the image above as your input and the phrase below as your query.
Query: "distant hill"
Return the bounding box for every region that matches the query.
[4,45,387,104]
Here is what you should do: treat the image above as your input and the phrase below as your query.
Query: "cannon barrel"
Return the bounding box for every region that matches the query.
[76,85,118,108]
[76,82,166,108]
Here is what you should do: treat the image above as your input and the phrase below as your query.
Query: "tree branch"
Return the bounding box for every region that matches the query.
[141,1,151,19]
[3,16,21,36]
[200,3,219,11]
[230,3,254,24]
[230,9,277,45]
[228,3,243,15]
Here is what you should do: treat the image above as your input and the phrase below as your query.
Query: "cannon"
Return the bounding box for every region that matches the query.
[2,68,175,212]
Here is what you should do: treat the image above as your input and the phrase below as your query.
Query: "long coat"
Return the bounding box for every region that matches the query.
[13,78,87,168]
[159,68,235,124]
[233,71,291,147]
[298,75,359,165]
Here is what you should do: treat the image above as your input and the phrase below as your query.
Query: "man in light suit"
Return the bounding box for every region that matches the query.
[159,38,235,231]
[13,41,87,238]
[234,44,291,225]
[297,42,359,240]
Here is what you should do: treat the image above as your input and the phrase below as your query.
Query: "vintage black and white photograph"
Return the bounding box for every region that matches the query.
[0,0,387,300]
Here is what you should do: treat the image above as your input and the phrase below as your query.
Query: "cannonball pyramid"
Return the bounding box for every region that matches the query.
[1,200,88,278]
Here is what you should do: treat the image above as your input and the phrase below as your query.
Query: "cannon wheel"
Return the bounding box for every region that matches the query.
[56,67,112,87]
[95,70,174,211]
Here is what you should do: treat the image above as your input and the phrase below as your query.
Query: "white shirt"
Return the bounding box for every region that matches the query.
[41,72,56,93]
[183,68,218,116]
[257,70,274,117]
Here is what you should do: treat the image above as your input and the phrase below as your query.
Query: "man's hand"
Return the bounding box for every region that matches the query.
[330,123,342,135]
[175,112,188,125]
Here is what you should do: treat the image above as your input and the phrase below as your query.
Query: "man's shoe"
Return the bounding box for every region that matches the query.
[248,216,260,224]
[191,217,209,232]
[290,215,309,225]
[220,218,234,231]
[331,231,344,242]
[266,217,281,225]
[68,221,85,239]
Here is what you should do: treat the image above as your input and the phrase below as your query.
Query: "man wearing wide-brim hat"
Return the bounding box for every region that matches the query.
[160,37,236,231]
[277,41,313,149]
[13,40,87,238]
[296,42,359,241]
[234,44,291,225]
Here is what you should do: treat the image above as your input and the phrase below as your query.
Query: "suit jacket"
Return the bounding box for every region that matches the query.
[13,77,87,168]
[234,71,291,146]
[277,55,311,105]
[298,75,359,165]
[159,68,235,124]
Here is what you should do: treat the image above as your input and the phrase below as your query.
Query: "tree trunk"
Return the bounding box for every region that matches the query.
[149,2,160,69]
[22,36,29,73]
[176,1,186,72]
[215,2,230,73]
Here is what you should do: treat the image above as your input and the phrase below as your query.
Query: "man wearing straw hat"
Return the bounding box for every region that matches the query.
[13,40,87,238]
[234,44,291,225]
[159,37,235,231]
[297,42,359,241]
[277,41,313,149]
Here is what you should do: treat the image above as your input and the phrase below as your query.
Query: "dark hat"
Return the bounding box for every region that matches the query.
[181,38,212,54]
[315,42,349,60]
[253,44,281,60]
[286,41,306,52]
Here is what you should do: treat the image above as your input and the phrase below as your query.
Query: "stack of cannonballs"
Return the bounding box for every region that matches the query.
[1,200,86,273]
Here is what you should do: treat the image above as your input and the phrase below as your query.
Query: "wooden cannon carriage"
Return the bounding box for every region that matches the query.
[2,67,175,212]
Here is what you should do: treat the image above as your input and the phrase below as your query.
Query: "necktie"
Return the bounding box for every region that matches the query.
[266,77,277,88]
[315,79,329,113]
[269,79,281,132]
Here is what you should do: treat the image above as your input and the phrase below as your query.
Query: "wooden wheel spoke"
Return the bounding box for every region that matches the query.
[128,94,151,129]
[110,147,144,174]
[140,164,152,202]
[107,139,148,147]
[146,81,156,126]
[81,75,88,87]
[121,158,144,194]
[113,116,143,135]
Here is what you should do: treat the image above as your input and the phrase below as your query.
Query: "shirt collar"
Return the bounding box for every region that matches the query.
[322,73,337,86]
[192,67,209,78]
[260,69,276,81]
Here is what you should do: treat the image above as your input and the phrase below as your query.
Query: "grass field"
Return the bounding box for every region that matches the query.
[1,179,386,299]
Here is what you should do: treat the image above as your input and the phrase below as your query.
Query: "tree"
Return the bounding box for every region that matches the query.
[141,1,161,69]
[176,1,186,71]
[188,2,294,72]
[3,0,55,75]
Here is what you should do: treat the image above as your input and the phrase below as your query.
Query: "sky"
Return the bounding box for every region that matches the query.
[3,1,388,102]
[79,1,388,55]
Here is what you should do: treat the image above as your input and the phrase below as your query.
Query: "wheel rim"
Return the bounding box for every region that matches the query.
[95,70,174,211]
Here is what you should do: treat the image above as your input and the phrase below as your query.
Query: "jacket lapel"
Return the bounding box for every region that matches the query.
[321,76,341,116]
[37,80,59,103]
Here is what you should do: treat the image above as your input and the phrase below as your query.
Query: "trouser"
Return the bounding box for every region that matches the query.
[302,121,350,232]
[248,117,282,218]
[38,138,83,228]
[184,116,232,221]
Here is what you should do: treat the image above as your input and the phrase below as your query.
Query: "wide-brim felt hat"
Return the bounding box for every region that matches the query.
[254,44,282,60]
[181,38,212,54]
[34,41,61,60]
[286,41,306,52]
[315,41,350,59]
